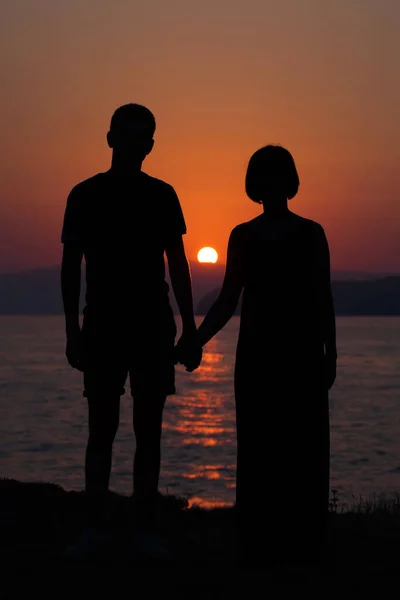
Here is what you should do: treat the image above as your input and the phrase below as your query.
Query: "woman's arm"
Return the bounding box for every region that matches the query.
[315,224,337,359]
[197,226,245,347]
[314,223,337,389]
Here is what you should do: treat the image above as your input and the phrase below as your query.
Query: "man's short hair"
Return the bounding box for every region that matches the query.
[110,104,156,136]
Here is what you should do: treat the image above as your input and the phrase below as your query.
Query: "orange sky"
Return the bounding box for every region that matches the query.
[1,0,399,272]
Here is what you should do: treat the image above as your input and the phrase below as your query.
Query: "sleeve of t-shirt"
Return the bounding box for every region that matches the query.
[61,185,85,246]
[163,184,187,242]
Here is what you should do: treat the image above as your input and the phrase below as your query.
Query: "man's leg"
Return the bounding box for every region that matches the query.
[84,366,127,526]
[132,393,167,526]
[64,371,125,558]
[128,323,175,557]
[85,395,120,521]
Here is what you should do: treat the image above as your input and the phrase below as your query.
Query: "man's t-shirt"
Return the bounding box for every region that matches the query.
[61,170,186,328]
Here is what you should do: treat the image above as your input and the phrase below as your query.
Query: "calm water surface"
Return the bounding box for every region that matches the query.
[1,316,400,508]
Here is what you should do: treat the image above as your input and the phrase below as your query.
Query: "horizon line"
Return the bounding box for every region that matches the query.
[0,264,399,278]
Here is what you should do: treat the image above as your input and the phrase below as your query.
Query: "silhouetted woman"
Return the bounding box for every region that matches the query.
[196,145,337,565]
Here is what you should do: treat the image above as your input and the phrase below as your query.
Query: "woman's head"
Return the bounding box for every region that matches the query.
[245,145,299,204]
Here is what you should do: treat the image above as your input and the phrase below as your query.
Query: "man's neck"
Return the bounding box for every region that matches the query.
[110,155,143,177]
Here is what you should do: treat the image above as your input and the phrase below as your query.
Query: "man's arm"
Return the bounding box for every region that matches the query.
[60,183,86,370]
[165,236,196,336]
[165,236,202,372]
[61,244,84,370]
[61,244,83,335]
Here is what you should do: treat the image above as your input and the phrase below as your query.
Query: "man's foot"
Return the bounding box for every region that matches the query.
[64,526,113,560]
[130,529,173,562]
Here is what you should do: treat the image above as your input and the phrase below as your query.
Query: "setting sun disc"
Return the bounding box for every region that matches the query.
[197,247,218,263]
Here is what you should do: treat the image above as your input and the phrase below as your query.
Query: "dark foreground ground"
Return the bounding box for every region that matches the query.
[2,478,400,594]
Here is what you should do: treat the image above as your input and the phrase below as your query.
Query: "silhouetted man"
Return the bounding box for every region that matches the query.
[61,103,201,558]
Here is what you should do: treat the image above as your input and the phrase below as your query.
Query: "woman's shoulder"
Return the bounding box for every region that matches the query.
[230,219,253,238]
[292,215,326,235]
[228,217,264,248]
[305,217,326,237]
[297,218,329,252]
[230,215,326,246]
[231,215,264,235]
[288,213,318,226]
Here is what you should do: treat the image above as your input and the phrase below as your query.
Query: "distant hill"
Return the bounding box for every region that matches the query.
[0,267,64,315]
[196,276,400,316]
[0,265,399,315]
[332,277,400,315]
[0,263,226,315]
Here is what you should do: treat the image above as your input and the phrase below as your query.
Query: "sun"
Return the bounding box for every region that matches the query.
[197,247,218,263]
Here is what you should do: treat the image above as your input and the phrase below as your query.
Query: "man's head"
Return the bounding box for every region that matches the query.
[107,104,156,162]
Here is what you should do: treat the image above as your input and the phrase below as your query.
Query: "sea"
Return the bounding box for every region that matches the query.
[1,315,400,509]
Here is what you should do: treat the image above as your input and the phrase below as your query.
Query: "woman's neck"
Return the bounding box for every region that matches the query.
[262,196,290,220]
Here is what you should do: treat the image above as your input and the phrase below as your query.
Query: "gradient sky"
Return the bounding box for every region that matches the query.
[1,0,399,272]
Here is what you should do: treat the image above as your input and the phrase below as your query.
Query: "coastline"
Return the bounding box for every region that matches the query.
[2,477,400,586]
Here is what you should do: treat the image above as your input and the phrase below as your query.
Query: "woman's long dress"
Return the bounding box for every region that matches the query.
[234,217,330,559]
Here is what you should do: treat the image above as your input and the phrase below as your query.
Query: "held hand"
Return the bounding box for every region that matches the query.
[324,355,337,390]
[66,329,85,372]
[175,333,203,372]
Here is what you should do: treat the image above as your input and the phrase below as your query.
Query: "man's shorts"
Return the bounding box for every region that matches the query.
[81,315,177,398]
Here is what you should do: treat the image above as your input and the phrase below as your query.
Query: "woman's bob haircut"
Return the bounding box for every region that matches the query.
[245,145,300,203]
